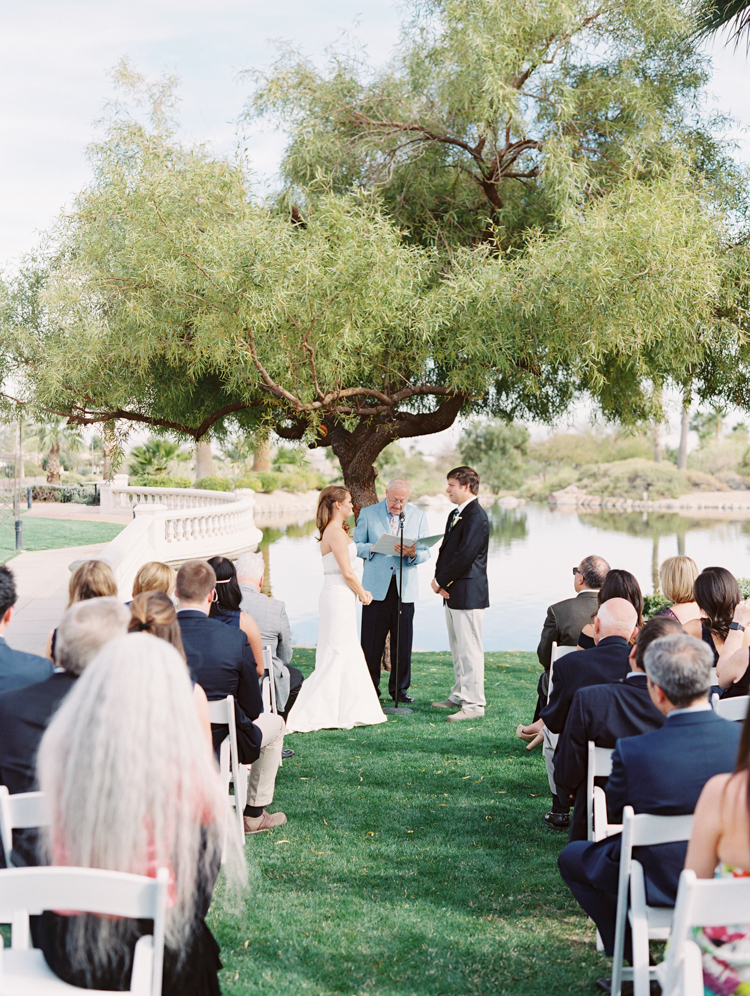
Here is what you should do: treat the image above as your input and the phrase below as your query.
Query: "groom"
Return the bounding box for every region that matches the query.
[354,478,430,703]
[431,466,490,721]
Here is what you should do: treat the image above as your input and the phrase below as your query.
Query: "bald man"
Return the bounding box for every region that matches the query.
[353,479,430,703]
[539,597,638,831]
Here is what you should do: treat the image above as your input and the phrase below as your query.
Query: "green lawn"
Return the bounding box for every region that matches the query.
[211,650,609,996]
[0,516,125,563]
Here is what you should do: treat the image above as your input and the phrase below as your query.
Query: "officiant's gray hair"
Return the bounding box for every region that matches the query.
[236,552,264,585]
[386,478,410,493]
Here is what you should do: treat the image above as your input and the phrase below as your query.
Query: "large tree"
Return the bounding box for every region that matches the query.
[1,51,748,507]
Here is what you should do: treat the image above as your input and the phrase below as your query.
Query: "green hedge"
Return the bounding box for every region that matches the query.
[235,467,325,493]
[31,484,98,505]
[194,476,232,491]
[128,475,192,489]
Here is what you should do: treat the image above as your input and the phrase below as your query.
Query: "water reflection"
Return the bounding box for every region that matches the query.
[257,503,750,651]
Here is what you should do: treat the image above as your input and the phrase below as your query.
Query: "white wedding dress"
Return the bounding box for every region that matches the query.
[285,544,387,733]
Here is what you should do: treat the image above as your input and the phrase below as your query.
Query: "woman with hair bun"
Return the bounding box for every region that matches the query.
[35,633,245,994]
[285,486,386,732]
[206,556,264,677]
[129,590,212,747]
[685,566,742,665]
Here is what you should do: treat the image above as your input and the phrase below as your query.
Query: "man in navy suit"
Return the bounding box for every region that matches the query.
[353,478,430,703]
[540,597,637,830]
[0,597,130,865]
[431,466,490,721]
[558,633,741,967]
[554,615,683,841]
[176,559,287,834]
[0,565,52,694]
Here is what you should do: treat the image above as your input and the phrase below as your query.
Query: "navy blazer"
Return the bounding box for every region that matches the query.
[177,610,263,761]
[434,499,490,610]
[0,637,53,695]
[540,636,632,735]
[0,671,77,866]
[581,709,741,905]
[554,672,665,840]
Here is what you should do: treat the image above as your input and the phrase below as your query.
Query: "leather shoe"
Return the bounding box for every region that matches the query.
[432,699,457,709]
[446,708,482,722]
[281,748,295,759]
[392,694,414,704]
[596,978,661,995]
[244,809,287,834]
[543,809,570,831]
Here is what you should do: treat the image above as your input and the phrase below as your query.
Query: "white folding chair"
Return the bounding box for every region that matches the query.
[611,806,694,996]
[657,869,750,996]
[0,865,168,996]
[206,695,247,852]
[709,667,719,686]
[711,692,750,722]
[0,787,48,866]
[586,743,621,843]
[261,645,278,715]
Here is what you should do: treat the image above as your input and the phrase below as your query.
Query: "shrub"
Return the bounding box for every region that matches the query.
[235,468,325,493]
[31,484,98,505]
[128,475,192,489]
[194,475,232,492]
[577,459,689,500]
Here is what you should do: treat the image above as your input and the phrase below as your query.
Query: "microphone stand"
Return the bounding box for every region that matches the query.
[383,510,413,717]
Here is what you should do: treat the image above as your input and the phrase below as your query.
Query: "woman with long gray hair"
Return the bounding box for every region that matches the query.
[35,632,243,994]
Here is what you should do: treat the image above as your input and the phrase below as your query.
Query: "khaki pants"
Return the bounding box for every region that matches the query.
[445,606,486,715]
[246,713,285,809]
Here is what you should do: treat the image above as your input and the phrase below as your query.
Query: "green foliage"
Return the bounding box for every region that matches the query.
[235,467,324,493]
[128,474,192,489]
[30,484,98,504]
[643,593,673,619]
[1,516,124,565]
[272,445,308,469]
[128,438,190,476]
[459,421,530,493]
[577,458,690,499]
[194,475,232,492]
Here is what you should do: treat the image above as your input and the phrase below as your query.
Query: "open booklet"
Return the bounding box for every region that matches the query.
[370,532,444,555]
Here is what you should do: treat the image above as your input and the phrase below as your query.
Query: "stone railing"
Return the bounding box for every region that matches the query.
[77,477,263,599]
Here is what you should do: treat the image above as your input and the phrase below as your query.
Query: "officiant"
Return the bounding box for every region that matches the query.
[354,478,431,704]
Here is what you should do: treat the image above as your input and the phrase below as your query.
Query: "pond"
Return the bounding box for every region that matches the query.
[256,503,750,652]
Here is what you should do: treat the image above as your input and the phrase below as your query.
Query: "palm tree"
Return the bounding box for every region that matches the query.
[695,0,750,47]
[31,420,84,484]
[128,438,189,477]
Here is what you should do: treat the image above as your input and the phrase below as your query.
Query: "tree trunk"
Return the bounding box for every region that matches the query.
[252,439,271,472]
[46,443,61,484]
[261,545,271,596]
[102,421,116,480]
[677,394,690,471]
[195,436,215,478]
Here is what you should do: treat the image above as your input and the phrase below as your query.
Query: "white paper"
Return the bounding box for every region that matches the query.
[370,532,444,555]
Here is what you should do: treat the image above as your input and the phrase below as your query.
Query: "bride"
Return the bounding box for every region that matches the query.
[285,486,387,733]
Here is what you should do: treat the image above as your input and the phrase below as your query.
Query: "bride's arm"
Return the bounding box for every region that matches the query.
[327,527,372,604]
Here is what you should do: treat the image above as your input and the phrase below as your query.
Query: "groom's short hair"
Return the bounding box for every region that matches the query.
[447,466,480,495]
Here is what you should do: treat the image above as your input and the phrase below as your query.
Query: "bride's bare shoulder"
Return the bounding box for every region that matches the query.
[320,523,345,555]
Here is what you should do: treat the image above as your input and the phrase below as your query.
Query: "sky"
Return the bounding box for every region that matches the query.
[1,1,748,451]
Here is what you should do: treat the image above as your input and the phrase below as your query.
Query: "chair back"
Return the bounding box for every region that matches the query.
[548,643,576,702]
[660,869,750,996]
[709,667,719,686]
[261,645,278,715]
[711,693,750,722]
[0,787,48,865]
[206,695,245,849]
[0,865,169,996]
[586,743,617,841]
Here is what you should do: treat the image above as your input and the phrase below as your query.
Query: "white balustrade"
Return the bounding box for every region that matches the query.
[80,483,263,599]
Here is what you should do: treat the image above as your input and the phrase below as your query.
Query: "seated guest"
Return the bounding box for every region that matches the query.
[657,556,700,626]
[684,699,750,991]
[128,591,211,747]
[0,564,52,693]
[35,633,243,995]
[554,615,682,841]
[236,551,304,722]
[684,565,742,665]
[577,569,644,651]
[531,555,609,721]
[539,598,637,831]
[47,559,119,661]
[713,597,750,697]
[176,559,287,833]
[558,633,741,972]
[0,597,130,865]
[207,556,264,676]
[131,560,176,599]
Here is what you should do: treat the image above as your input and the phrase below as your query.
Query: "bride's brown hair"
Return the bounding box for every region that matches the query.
[316,485,352,540]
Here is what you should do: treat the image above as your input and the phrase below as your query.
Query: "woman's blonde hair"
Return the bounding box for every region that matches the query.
[128,591,186,659]
[316,485,351,540]
[660,556,699,604]
[67,560,118,607]
[37,634,241,982]
[132,561,176,598]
